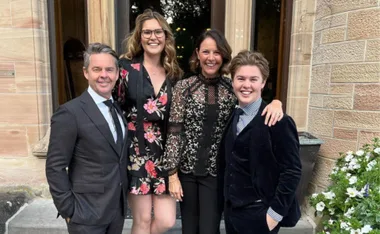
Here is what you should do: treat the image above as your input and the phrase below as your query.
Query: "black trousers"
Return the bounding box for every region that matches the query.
[179,173,222,234]
[66,207,125,234]
[224,202,281,234]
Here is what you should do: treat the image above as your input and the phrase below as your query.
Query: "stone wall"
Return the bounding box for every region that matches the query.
[0,0,51,190]
[308,0,380,193]
[286,0,380,220]
[287,0,317,131]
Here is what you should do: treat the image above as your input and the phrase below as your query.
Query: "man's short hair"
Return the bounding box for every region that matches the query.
[83,43,118,70]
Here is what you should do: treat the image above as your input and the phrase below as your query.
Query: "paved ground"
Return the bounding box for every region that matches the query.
[0,188,34,234]
[6,199,315,234]
[0,157,315,234]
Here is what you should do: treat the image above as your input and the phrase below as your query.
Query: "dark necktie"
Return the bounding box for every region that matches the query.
[232,108,244,136]
[104,100,123,152]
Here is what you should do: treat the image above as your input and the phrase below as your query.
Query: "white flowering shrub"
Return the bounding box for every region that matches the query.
[310,138,380,234]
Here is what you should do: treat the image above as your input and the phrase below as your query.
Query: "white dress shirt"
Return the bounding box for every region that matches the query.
[87,86,125,142]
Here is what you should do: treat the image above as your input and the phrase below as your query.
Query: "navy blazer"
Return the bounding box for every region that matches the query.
[218,101,302,227]
[46,90,129,225]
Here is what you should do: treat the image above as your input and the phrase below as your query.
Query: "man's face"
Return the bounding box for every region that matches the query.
[232,65,266,107]
[83,53,118,99]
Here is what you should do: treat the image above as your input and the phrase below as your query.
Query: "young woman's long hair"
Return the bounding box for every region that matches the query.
[122,9,183,81]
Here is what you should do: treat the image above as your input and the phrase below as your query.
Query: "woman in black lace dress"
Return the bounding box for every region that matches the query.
[164,29,284,234]
[113,9,183,234]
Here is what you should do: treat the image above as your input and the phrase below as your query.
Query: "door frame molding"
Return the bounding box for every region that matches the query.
[47,0,59,111]
[278,0,293,111]
[211,0,225,33]
[250,0,293,111]
[115,0,130,55]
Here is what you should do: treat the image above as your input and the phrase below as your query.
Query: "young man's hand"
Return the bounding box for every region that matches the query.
[266,214,279,231]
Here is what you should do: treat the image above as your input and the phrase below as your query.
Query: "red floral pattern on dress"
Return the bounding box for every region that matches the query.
[144,131,156,143]
[131,63,140,71]
[145,160,157,178]
[134,146,140,155]
[159,94,168,105]
[115,58,169,195]
[144,99,158,114]
[130,187,139,195]
[129,177,167,195]
[140,182,149,194]
[143,122,152,131]
[155,183,166,194]
[127,122,136,131]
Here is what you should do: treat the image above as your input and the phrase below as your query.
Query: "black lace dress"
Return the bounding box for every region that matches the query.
[164,74,236,176]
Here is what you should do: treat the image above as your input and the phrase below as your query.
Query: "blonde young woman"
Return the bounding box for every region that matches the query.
[113,9,183,234]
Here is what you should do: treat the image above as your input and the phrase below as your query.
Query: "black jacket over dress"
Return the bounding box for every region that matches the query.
[46,91,129,225]
[218,102,302,227]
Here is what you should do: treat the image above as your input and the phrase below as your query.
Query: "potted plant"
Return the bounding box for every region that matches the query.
[310,138,380,234]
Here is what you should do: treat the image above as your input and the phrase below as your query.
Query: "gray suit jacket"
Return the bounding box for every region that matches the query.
[46,90,129,225]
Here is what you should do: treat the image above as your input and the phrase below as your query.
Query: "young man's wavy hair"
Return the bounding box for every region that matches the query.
[189,29,232,76]
[229,50,270,82]
[121,9,183,81]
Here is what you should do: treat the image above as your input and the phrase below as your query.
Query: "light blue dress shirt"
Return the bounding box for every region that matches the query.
[236,97,262,135]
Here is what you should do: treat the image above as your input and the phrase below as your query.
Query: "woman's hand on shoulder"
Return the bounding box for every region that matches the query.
[262,99,283,127]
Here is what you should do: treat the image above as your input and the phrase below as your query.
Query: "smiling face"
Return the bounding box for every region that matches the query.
[140,19,166,57]
[83,53,118,99]
[232,65,266,107]
[196,37,223,78]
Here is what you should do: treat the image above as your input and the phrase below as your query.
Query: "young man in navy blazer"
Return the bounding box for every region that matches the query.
[218,50,302,234]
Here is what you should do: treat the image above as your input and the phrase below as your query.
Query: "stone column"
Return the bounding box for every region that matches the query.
[87,0,116,48]
[286,0,316,131]
[224,0,252,56]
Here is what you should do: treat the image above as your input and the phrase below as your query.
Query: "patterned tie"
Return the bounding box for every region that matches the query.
[232,108,244,136]
[104,100,123,152]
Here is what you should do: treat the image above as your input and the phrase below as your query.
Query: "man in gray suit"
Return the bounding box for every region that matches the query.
[46,43,129,234]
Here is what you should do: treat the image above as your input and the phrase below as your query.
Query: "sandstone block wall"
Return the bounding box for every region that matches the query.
[308,0,380,192]
[0,0,51,189]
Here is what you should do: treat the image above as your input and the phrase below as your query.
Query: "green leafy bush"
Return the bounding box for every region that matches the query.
[310,138,380,234]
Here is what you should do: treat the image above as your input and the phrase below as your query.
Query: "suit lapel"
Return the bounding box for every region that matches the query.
[79,91,120,155]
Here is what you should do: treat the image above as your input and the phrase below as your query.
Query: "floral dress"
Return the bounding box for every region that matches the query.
[113,57,172,195]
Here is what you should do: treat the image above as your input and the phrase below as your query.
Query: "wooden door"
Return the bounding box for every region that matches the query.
[251,0,293,110]
[49,0,87,106]
[276,0,293,111]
